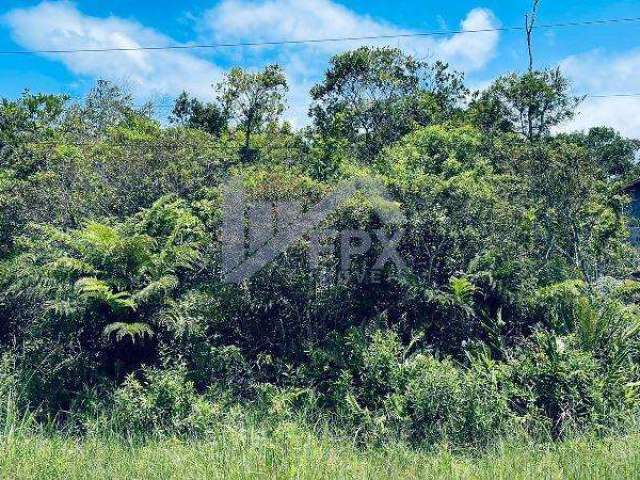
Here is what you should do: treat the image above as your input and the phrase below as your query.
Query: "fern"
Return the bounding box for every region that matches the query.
[76,223,121,253]
[45,257,97,279]
[133,275,178,305]
[156,292,207,336]
[103,322,154,343]
[154,245,201,276]
[75,277,136,312]
[449,276,477,304]
[45,298,80,318]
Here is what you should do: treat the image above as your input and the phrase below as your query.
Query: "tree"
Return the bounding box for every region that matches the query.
[217,65,288,152]
[567,127,639,180]
[0,92,69,254]
[0,90,67,148]
[519,138,629,283]
[170,92,227,137]
[469,68,582,141]
[310,47,467,161]
[2,44,640,443]
[65,80,152,139]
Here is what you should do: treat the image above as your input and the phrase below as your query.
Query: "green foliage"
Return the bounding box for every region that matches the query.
[469,68,582,140]
[110,366,221,436]
[0,195,207,410]
[64,80,153,139]
[566,127,640,180]
[510,333,607,436]
[404,355,513,447]
[218,64,288,152]
[171,91,227,136]
[103,322,155,344]
[0,90,67,147]
[0,50,639,450]
[311,47,467,161]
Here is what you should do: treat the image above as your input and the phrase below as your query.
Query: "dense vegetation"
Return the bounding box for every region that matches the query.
[1,46,640,454]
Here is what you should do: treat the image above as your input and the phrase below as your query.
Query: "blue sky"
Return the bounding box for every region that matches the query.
[1,0,639,134]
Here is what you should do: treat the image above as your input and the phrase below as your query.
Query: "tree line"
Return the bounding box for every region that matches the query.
[1,46,640,445]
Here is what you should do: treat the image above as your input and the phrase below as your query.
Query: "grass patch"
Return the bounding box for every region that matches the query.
[0,427,639,479]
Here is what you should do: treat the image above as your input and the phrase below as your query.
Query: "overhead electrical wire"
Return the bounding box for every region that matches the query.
[584,93,640,99]
[0,16,639,55]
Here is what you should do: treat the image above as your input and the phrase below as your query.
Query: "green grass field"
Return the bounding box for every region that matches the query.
[1,428,639,479]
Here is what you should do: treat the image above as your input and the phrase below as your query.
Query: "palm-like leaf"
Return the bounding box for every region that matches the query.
[103,322,154,343]
[45,257,97,279]
[75,277,136,312]
[153,245,201,276]
[45,298,80,318]
[449,276,477,304]
[133,275,179,305]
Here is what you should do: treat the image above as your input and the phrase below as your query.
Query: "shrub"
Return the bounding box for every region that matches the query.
[110,365,221,437]
[404,355,514,448]
[509,333,606,437]
[304,330,408,410]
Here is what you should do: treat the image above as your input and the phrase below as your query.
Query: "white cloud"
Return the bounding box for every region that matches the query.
[199,0,500,125]
[560,49,640,138]
[202,0,391,52]
[437,8,501,70]
[201,0,500,71]
[2,1,223,100]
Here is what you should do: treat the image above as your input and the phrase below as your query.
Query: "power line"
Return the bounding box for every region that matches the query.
[585,93,640,99]
[1,16,640,55]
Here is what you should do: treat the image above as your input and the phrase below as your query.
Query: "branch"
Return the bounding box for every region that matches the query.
[526,0,541,72]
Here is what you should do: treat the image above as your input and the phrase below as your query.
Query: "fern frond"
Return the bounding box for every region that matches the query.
[103,322,154,343]
[75,277,136,312]
[155,245,201,275]
[449,276,477,304]
[44,298,81,318]
[45,257,97,278]
[133,275,179,305]
[76,223,121,254]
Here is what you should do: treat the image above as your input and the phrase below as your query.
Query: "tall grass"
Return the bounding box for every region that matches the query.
[0,371,639,479]
[0,423,639,479]
[0,431,638,479]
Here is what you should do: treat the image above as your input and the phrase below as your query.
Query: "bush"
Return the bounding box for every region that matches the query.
[404,355,514,448]
[509,333,607,437]
[306,331,516,448]
[349,330,407,411]
[110,365,221,437]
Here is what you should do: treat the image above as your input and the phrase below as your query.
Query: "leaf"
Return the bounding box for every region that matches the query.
[449,276,477,304]
[45,257,97,278]
[103,322,154,344]
[75,277,136,312]
[133,275,179,305]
